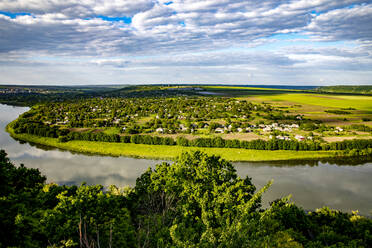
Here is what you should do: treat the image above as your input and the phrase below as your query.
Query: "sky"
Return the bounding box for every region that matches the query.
[0,0,372,86]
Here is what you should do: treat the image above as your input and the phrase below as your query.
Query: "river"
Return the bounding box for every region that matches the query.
[1,104,371,215]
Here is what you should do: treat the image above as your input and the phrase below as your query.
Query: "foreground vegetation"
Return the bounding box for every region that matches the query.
[1,150,371,247]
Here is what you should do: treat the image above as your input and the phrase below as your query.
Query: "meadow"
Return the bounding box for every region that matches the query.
[255,93,372,111]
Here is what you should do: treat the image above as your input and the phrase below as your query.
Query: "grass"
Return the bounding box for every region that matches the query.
[256,93,372,111]
[200,87,296,97]
[103,127,121,135]
[7,125,339,162]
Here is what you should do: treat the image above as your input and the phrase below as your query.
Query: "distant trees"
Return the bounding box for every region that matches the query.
[15,96,285,135]
[325,110,351,115]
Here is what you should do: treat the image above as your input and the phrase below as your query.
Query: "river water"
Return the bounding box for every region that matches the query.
[1,104,371,215]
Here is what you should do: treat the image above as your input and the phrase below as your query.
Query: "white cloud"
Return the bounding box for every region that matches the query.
[0,0,371,85]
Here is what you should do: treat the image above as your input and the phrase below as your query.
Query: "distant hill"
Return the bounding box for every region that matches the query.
[316,85,372,94]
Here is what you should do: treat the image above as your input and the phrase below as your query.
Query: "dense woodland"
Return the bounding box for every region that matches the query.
[0,85,198,106]
[1,150,371,248]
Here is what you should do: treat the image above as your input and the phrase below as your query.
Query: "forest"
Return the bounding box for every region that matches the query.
[1,149,371,248]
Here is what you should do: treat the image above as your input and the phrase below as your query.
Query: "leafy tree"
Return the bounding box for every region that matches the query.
[1,149,372,247]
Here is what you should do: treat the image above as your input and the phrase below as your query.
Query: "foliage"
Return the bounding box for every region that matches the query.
[325,110,351,115]
[1,149,372,247]
[316,85,372,95]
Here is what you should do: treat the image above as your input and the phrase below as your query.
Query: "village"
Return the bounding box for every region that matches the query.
[0,86,49,94]
[33,95,365,146]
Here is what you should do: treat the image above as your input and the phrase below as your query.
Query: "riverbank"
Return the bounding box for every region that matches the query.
[7,122,343,162]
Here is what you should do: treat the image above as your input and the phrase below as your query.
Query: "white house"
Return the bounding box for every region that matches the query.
[295,135,305,141]
[156,127,164,133]
[215,128,224,133]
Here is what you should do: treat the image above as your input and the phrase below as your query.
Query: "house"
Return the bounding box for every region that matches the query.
[295,135,305,141]
[263,126,272,132]
[237,128,243,133]
[276,135,290,140]
[179,124,187,131]
[215,128,224,133]
[156,127,164,133]
[335,127,344,132]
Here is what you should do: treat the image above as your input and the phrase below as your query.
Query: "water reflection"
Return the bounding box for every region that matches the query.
[235,162,372,215]
[1,104,371,215]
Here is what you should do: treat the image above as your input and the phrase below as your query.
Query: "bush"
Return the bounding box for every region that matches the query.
[57,136,69,143]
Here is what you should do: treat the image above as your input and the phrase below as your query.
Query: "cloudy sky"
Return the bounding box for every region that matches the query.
[0,0,372,85]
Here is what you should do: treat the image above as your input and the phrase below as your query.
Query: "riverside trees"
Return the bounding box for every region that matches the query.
[1,150,371,247]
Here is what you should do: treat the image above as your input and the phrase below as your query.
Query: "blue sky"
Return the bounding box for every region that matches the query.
[0,0,371,85]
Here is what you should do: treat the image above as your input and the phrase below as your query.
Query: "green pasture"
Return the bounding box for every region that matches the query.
[256,93,372,111]
[103,127,121,135]
[201,86,299,97]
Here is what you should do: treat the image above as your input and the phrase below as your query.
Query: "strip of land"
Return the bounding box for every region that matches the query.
[7,124,340,161]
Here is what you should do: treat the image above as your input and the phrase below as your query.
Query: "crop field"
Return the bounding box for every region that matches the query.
[200,86,299,97]
[201,86,372,129]
[239,93,372,127]
[255,93,372,111]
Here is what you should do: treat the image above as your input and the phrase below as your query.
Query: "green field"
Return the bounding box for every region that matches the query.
[7,125,340,162]
[256,93,372,111]
[201,86,299,97]
[202,86,372,111]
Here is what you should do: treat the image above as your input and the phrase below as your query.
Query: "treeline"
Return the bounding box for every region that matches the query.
[348,124,372,132]
[316,85,372,95]
[12,118,372,151]
[325,109,351,115]
[12,119,68,138]
[1,150,372,247]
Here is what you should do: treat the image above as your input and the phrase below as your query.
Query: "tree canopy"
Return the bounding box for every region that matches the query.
[1,149,371,247]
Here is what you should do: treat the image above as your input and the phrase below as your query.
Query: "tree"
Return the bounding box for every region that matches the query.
[131,151,266,247]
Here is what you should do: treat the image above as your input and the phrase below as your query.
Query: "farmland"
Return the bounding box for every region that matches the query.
[4,85,372,161]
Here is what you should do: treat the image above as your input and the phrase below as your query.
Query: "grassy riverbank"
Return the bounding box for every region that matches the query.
[7,123,340,161]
